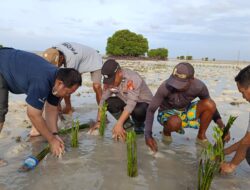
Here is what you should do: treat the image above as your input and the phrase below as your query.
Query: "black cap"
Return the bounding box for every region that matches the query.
[166,62,194,89]
[101,59,120,84]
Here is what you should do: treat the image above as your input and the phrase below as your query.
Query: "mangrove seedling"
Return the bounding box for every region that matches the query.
[71,119,80,147]
[18,145,50,172]
[99,102,108,136]
[222,115,237,144]
[198,126,223,190]
[127,131,138,177]
[198,115,237,190]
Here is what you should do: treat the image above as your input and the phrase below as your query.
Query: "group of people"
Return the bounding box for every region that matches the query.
[0,42,249,175]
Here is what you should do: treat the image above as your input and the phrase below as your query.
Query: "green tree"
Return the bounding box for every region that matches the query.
[186,55,193,60]
[148,48,168,60]
[180,55,185,60]
[205,57,209,61]
[106,29,148,57]
[0,44,3,48]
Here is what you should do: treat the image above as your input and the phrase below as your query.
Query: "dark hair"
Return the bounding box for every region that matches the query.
[235,65,250,88]
[58,50,66,67]
[56,68,82,87]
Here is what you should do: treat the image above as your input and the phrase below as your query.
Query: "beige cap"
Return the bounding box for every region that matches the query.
[42,48,60,66]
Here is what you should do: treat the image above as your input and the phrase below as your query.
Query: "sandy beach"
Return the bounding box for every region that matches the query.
[0,59,250,190]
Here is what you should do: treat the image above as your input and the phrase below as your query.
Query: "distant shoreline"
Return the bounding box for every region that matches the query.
[33,51,250,66]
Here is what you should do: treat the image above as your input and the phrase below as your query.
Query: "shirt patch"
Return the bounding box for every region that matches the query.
[127,80,135,90]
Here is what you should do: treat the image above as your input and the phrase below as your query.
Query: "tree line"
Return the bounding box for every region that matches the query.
[106,29,168,60]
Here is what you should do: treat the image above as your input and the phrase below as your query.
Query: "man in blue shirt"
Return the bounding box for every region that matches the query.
[0,48,82,164]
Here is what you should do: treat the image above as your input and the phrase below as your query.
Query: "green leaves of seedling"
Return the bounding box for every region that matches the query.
[198,115,237,190]
[71,119,80,147]
[99,102,108,136]
[127,131,138,177]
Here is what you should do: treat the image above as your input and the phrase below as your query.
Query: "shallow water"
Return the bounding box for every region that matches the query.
[0,61,250,190]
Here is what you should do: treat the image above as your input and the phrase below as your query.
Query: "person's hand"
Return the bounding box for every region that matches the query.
[220,162,237,174]
[88,121,100,134]
[223,131,231,143]
[49,135,65,157]
[146,137,158,152]
[112,122,126,142]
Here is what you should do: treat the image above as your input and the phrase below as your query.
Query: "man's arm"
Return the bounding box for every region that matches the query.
[230,132,250,166]
[224,141,241,155]
[112,109,130,141]
[93,83,102,104]
[145,83,168,152]
[221,132,250,173]
[62,95,73,114]
[44,101,59,133]
[27,104,64,156]
[145,84,166,139]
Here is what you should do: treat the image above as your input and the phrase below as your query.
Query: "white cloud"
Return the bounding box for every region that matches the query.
[0,0,250,60]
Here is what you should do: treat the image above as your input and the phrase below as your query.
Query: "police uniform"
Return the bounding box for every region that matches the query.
[100,60,153,133]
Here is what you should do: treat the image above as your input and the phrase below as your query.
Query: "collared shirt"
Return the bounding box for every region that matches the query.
[54,42,102,73]
[0,48,59,110]
[145,78,211,138]
[100,69,153,113]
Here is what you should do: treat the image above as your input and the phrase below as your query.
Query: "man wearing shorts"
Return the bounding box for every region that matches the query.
[42,42,103,114]
[145,62,226,152]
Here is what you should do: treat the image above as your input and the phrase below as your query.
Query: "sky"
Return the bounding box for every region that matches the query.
[0,0,250,61]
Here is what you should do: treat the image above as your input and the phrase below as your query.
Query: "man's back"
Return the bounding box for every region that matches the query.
[0,48,57,94]
[54,42,102,73]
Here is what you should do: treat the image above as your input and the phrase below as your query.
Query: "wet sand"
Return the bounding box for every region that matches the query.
[0,60,250,190]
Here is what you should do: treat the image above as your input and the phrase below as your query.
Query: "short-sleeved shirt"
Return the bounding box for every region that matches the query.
[100,69,153,113]
[145,78,210,138]
[0,48,59,110]
[54,42,102,74]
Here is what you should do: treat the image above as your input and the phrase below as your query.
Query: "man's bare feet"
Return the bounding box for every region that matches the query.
[29,126,41,137]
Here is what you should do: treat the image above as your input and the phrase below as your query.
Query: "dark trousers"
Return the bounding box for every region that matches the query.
[106,97,149,123]
[0,73,9,122]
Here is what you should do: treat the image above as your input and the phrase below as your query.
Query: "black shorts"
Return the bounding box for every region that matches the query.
[0,73,9,122]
